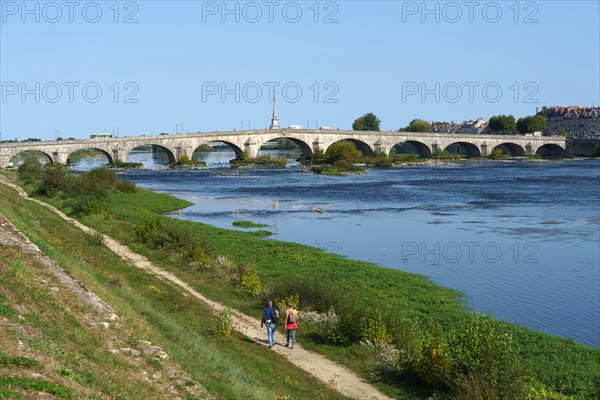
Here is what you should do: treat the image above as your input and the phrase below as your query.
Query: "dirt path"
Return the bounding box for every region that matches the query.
[1,180,394,400]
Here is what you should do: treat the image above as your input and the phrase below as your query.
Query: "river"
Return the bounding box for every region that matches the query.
[72,150,600,347]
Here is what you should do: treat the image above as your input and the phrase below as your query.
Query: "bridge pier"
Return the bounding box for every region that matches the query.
[312,138,325,154]
[112,146,122,163]
[175,144,192,160]
[373,140,387,155]
[52,149,68,165]
[525,143,534,156]
[244,138,259,158]
[480,142,489,157]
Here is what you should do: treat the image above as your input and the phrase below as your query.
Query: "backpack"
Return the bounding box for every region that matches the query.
[270,308,279,324]
[288,311,296,324]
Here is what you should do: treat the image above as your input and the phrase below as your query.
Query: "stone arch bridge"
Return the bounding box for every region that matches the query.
[0,129,567,167]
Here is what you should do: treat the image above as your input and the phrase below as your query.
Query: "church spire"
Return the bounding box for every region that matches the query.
[270,92,280,129]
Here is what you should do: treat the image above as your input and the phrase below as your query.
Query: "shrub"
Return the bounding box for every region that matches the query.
[489,148,509,160]
[67,195,107,216]
[365,157,393,167]
[417,322,454,387]
[325,141,362,163]
[359,309,391,347]
[450,313,526,399]
[215,308,233,337]
[85,231,104,246]
[16,156,42,183]
[134,216,165,246]
[35,164,68,197]
[238,264,262,296]
[275,294,300,316]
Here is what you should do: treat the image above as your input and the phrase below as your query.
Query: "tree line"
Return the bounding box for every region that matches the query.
[352,113,549,134]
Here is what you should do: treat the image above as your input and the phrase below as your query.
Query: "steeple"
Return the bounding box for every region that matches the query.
[270,93,280,130]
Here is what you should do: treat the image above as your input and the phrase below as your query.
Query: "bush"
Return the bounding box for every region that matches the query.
[215,308,233,337]
[16,156,42,184]
[359,309,391,347]
[275,294,300,317]
[67,195,107,216]
[365,157,393,167]
[237,264,262,295]
[450,313,526,399]
[325,141,362,164]
[489,148,509,160]
[35,164,68,197]
[134,216,165,246]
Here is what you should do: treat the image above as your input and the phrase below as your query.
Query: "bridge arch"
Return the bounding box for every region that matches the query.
[536,143,566,157]
[492,143,526,157]
[66,148,114,165]
[390,140,432,157]
[194,140,244,158]
[259,136,312,156]
[327,139,373,156]
[444,142,481,158]
[11,150,54,166]
[124,144,176,165]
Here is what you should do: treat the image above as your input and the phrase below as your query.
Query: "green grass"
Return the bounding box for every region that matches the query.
[0,376,72,399]
[233,220,271,228]
[3,171,599,399]
[0,353,40,368]
[0,181,348,400]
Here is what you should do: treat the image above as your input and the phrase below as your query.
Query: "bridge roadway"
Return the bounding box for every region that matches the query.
[0,129,567,167]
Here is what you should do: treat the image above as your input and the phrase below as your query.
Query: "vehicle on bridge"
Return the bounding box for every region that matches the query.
[90,133,113,139]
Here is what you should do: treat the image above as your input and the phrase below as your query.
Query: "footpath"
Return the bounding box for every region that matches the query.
[1,180,394,400]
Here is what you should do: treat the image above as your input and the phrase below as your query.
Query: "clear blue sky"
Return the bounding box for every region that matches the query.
[1,0,599,140]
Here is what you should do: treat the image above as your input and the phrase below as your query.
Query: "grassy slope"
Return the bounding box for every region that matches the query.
[3,173,599,399]
[0,183,348,400]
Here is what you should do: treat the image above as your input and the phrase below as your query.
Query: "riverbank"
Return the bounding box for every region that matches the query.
[4,165,598,399]
[0,176,352,400]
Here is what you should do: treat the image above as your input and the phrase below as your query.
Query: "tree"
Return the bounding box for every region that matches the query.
[516,116,547,134]
[488,115,516,134]
[325,141,362,163]
[403,119,431,133]
[352,113,380,131]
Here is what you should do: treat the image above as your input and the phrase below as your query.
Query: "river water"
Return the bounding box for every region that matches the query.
[73,150,600,347]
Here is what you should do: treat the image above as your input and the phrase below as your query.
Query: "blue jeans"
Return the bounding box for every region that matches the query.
[286,329,296,346]
[267,323,276,347]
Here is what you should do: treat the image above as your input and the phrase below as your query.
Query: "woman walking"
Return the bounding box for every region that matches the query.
[284,303,298,349]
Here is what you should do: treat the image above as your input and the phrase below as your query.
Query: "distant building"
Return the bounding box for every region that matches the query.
[456,117,487,134]
[536,106,600,137]
[430,118,487,134]
[430,121,459,133]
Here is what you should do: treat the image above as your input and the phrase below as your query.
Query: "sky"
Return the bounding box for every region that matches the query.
[1,0,599,141]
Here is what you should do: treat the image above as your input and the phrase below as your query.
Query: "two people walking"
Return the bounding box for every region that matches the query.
[261,300,298,349]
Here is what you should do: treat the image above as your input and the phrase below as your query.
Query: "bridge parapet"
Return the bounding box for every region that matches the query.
[0,130,568,168]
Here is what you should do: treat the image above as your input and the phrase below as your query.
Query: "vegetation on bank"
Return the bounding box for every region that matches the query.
[0,173,348,400]
[168,155,206,168]
[488,148,510,160]
[107,160,144,169]
[230,152,288,168]
[5,163,599,399]
[233,220,271,228]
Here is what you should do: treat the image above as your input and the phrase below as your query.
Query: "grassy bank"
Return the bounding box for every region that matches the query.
[0,182,348,400]
[3,166,599,399]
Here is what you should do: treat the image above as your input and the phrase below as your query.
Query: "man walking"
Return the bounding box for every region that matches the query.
[261,300,278,348]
